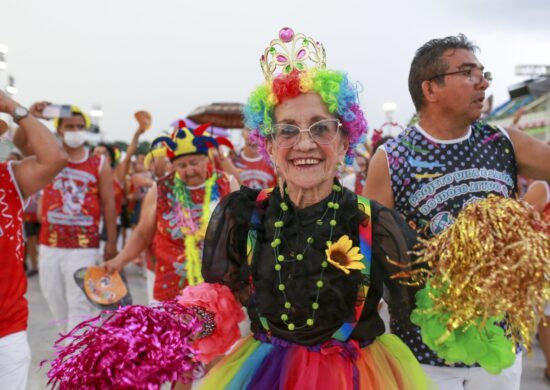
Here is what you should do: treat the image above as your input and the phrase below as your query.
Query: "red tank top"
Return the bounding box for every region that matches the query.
[355,173,366,195]
[234,152,276,189]
[39,152,103,248]
[0,162,28,337]
[542,203,550,235]
[23,192,40,223]
[151,171,230,301]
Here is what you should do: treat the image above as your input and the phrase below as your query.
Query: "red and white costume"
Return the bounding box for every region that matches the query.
[38,151,102,332]
[233,152,276,190]
[0,162,30,390]
[151,171,231,301]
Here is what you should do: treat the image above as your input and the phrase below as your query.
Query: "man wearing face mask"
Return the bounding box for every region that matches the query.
[37,105,117,333]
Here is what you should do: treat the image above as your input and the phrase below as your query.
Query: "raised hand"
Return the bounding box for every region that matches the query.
[134,110,152,134]
[29,101,52,120]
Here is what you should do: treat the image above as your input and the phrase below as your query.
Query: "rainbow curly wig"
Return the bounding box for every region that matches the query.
[243,69,368,164]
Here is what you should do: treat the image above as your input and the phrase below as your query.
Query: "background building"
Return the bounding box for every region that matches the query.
[487,65,550,142]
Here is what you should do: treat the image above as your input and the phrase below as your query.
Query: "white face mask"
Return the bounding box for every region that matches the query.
[63,131,87,148]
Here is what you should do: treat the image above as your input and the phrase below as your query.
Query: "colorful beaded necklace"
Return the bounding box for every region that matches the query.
[173,172,219,285]
[270,183,343,331]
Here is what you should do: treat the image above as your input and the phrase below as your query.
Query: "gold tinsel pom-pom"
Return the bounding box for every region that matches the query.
[416,195,550,351]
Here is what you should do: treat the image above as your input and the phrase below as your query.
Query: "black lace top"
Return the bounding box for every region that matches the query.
[202,185,421,346]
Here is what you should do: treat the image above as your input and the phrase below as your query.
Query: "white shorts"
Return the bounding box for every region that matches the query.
[38,245,100,333]
[421,352,522,390]
[0,331,30,390]
[146,269,158,305]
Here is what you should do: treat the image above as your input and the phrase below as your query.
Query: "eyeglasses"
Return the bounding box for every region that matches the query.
[270,118,341,148]
[429,67,492,85]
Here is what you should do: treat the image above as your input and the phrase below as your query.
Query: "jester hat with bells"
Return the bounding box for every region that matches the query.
[150,119,233,162]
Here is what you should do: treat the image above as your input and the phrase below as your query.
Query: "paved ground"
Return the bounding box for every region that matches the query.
[26,265,549,389]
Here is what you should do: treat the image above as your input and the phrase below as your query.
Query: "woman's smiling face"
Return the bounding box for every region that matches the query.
[267,93,349,193]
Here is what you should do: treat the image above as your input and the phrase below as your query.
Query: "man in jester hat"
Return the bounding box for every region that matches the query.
[105,120,238,301]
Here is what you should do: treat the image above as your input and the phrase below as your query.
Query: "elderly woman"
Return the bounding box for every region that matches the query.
[105,121,238,300]
[176,28,429,390]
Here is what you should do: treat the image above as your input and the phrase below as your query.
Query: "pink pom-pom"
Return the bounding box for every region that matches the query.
[43,301,204,389]
[178,283,245,363]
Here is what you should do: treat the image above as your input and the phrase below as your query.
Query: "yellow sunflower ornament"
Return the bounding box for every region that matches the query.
[325,235,365,274]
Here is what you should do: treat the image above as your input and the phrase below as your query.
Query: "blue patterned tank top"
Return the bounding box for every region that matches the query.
[384,121,517,236]
[383,121,518,367]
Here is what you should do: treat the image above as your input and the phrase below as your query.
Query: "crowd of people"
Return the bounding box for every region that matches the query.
[1,28,550,390]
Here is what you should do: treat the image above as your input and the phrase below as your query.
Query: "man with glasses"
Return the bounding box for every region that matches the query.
[364,34,550,389]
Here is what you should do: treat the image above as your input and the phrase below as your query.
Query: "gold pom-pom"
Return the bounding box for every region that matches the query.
[416,195,550,351]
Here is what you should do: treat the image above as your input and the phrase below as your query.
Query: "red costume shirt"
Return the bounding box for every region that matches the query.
[542,186,550,234]
[343,173,367,195]
[0,162,27,338]
[23,192,40,223]
[234,152,276,190]
[151,171,231,301]
[543,203,550,231]
[39,152,103,249]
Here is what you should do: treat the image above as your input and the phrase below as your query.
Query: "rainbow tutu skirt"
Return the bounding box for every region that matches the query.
[198,333,429,390]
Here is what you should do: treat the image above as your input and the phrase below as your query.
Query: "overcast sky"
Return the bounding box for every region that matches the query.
[1,0,549,142]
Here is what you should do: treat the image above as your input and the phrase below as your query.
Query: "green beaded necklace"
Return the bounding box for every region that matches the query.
[271,183,343,331]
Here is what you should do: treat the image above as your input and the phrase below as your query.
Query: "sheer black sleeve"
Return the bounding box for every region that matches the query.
[351,201,422,340]
[201,187,259,305]
[372,203,421,322]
